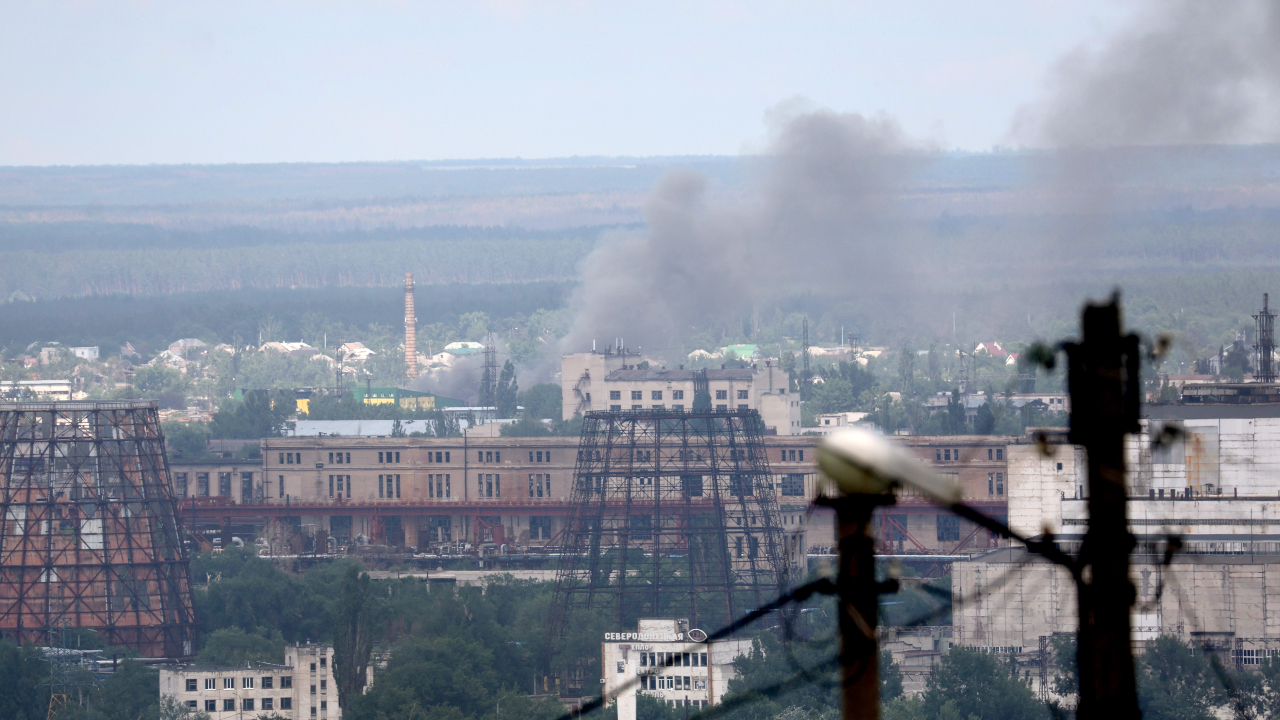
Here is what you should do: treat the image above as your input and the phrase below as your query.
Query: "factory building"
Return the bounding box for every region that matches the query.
[560,349,800,434]
[159,644,367,720]
[173,432,1018,559]
[956,401,1280,668]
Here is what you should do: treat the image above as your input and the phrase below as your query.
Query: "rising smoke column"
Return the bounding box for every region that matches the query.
[563,109,929,356]
[1019,0,1280,148]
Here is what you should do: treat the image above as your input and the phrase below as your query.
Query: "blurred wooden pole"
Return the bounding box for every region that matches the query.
[829,494,896,720]
[1066,296,1141,719]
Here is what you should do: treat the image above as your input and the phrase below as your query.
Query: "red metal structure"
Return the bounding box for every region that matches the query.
[0,401,198,657]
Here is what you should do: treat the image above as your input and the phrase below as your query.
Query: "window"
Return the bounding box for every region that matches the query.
[610,405,622,411]
[206,701,217,713]
[716,404,727,412]
[780,474,805,496]
[320,679,327,690]
[632,404,642,410]
[672,404,684,410]
[379,452,384,462]
[175,473,188,498]
[379,475,385,498]
[996,472,1004,495]
[320,657,326,668]
[225,678,235,689]
[185,679,197,692]
[1057,462,1064,471]
[610,391,621,400]
[205,678,216,690]
[631,390,643,400]
[715,390,728,400]
[263,699,274,711]
[738,390,748,399]
[395,474,401,498]
[224,700,236,712]
[530,516,552,540]
[987,448,993,460]
[652,391,662,400]
[281,677,293,689]
[944,449,951,461]
[310,707,317,717]
[988,473,995,495]
[262,677,273,689]
[186,701,197,709]
[243,699,255,711]
[937,515,960,542]
[321,702,327,711]
[244,677,255,688]
[538,450,544,462]
[310,663,316,672]
[953,448,960,461]
[281,698,292,710]
[737,404,748,410]
[218,472,231,496]
[673,390,684,400]
[311,685,317,695]
[997,448,1004,461]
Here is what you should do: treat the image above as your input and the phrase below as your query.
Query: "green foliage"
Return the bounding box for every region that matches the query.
[878,576,951,627]
[1138,636,1225,720]
[163,421,212,461]
[518,383,562,420]
[499,416,553,437]
[211,390,295,438]
[333,567,376,708]
[192,548,340,643]
[919,648,1047,720]
[496,360,519,417]
[0,641,50,720]
[880,648,904,702]
[195,627,286,666]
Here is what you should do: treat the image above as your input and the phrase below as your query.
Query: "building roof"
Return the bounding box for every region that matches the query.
[169,338,208,349]
[604,368,757,382]
[974,341,1007,357]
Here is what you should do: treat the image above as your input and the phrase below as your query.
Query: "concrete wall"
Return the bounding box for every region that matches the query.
[1006,444,1085,538]
[954,549,1280,655]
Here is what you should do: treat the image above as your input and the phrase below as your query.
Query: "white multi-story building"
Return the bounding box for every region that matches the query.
[602,619,752,719]
[561,350,800,435]
[159,644,364,720]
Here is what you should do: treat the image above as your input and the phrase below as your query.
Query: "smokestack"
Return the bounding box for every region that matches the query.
[404,273,418,378]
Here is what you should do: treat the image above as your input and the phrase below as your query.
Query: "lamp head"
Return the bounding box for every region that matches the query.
[817,429,962,505]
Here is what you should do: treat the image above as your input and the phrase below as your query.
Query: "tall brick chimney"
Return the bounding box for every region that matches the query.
[404,273,418,378]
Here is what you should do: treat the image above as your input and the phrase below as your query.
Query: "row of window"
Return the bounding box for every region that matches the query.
[529,473,552,498]
[187,676,294,691]
[379,474,401,499]
[428,474,451,498]
[641,676,706,691]
[193,698,294,712]
[174,472,253,500]
[933,448,1005,462]
[610,390,689,401]
[640,651,707,667]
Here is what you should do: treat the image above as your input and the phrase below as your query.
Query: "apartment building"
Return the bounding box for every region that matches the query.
[159,644,360,720]
[560,351,800,434]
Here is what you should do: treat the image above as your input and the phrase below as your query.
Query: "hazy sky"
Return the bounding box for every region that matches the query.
[0,1,1136,166]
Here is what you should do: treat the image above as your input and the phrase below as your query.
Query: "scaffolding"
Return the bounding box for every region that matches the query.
[0,401,198,657]
[546,409,791,668]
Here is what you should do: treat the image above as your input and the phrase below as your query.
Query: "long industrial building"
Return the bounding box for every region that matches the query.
[172,432,1024,557]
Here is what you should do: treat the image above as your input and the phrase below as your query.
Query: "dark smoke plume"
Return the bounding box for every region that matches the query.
[1018,0,1280,148]
[563,109,931,357]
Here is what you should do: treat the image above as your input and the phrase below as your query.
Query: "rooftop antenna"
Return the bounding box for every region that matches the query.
[1255,293,1276,383]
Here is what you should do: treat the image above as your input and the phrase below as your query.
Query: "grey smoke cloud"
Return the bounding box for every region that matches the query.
[1018,0,1280,147]
[563,108,931,357]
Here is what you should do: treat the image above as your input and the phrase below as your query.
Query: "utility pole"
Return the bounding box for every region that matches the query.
[1065,295,1141,719]
[802,318,811,399]
[828,493,895,720]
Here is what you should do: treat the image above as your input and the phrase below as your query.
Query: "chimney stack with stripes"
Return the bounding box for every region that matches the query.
[405,272,418,378]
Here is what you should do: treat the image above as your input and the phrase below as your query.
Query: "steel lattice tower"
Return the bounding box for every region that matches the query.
[1256,293,1276,383]
[0,401,198,657]
[547,409,791,655]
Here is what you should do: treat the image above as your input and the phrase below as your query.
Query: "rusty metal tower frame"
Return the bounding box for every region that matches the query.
[546,409,790,657]
[1255,293,1276,383]
[0,401,198,657]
